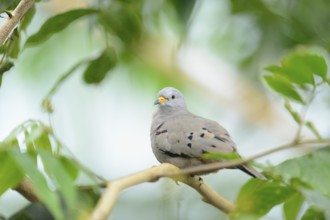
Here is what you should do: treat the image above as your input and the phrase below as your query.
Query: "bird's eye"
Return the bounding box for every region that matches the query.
[171,95,175,99]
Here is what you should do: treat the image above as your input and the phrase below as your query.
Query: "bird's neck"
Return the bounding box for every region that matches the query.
[158,107,189,116]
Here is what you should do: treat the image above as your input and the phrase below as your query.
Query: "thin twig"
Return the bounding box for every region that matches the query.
[43,59,88,100]
[180,139,330,175]
[42,58,91,113]
[0,0,35,45]
[89,164,234,220]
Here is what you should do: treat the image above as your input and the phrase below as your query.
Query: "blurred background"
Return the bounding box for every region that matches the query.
[1,0,330,219]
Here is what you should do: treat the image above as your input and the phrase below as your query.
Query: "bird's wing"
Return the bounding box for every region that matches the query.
[151,113,237,158]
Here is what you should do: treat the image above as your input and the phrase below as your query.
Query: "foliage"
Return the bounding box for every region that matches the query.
[228,52,330,219]
[1,0,330,219]
[231,148,330,219]
[0,121,100,219]
[264,51,328,140]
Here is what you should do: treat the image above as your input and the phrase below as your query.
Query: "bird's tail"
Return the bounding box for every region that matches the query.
[238,164,266,180]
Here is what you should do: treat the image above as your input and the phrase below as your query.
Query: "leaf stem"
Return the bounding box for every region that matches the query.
[293,86,317,142]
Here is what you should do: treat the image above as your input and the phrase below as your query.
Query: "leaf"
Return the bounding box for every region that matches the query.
[3,136,19,149]
[83,47,117,84]
[28,125,52,153]
[275,148,330,198]
[167,0,197,38]
[0,150,24,196]
[305,121,322,140]
[301,206,325,220]
[7,29,21,59]
[265,65,286,74]
[25,9,99,46]
[266,54,328,86]
[303,54,327,80]
[9,203,54,220]
[99,2,142,47]
[283,191,304,220]
[9,149,63,220]
[24,128,37,162]
[202,152,241,160]
[281,54,315,86]
[0,61,14,86]
[232,179,294,218]
[19,5,36,32]
[0,0,20,10]
[38,150,77,210]
[264,74,304,103]
[59,156,79,181]
[75,188,101,219]
[168,0,197,26]
[284,100,302,124]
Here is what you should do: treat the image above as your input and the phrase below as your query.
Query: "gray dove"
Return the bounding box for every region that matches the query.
[150,87,265,179]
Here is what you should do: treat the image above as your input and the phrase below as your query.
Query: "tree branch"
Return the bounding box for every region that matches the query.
[11,138,328,220]
[89,163,234,220]
[14,178,39,202]
[89,138,330,220]
[0,0,35,45]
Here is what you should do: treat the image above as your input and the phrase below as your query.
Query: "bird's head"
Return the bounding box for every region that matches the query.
[154,87,187,112]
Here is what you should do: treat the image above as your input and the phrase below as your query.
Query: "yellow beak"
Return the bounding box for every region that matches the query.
[154,96,168,105]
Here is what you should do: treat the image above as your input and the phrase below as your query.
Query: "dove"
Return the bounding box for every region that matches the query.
[150,87,265,179]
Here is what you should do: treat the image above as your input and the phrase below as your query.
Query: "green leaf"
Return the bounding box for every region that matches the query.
[301,206,325,220]
[19,5,36,32]
[7,29,20,59]
[0,150,24,196]
[275,148,330,198]
[59,156,79,181]
[28,125,52,153]
[302,54,327,80]
[264,74,304,103]
[2,136,20,150]
[202,152,241,160]
[24,129,37,162]
[9,149,63,220]
[167,0,197,37]
[265,54,328,86]
[283,192,304,220]
[265,65,286,74]
[83,47,117,84]
[284,100,302,124]
[0,61,14,86]
[0,0,20,10]
[168,0,196,25]
[281,54,315,86]
[9,203,54,220]
[25,8,99,46]
[38,150,77,211]
[232,179,294,218]
[99,2,142,47]
[74,188,101,219]
[305,121,322,140]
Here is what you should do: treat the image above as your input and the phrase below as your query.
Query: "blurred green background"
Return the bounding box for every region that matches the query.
[1,0,330,219]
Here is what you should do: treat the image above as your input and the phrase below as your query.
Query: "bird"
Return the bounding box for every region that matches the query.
[150,87,266,179]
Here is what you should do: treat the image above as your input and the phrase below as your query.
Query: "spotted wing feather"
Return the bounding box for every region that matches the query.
[151,113,238,165]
